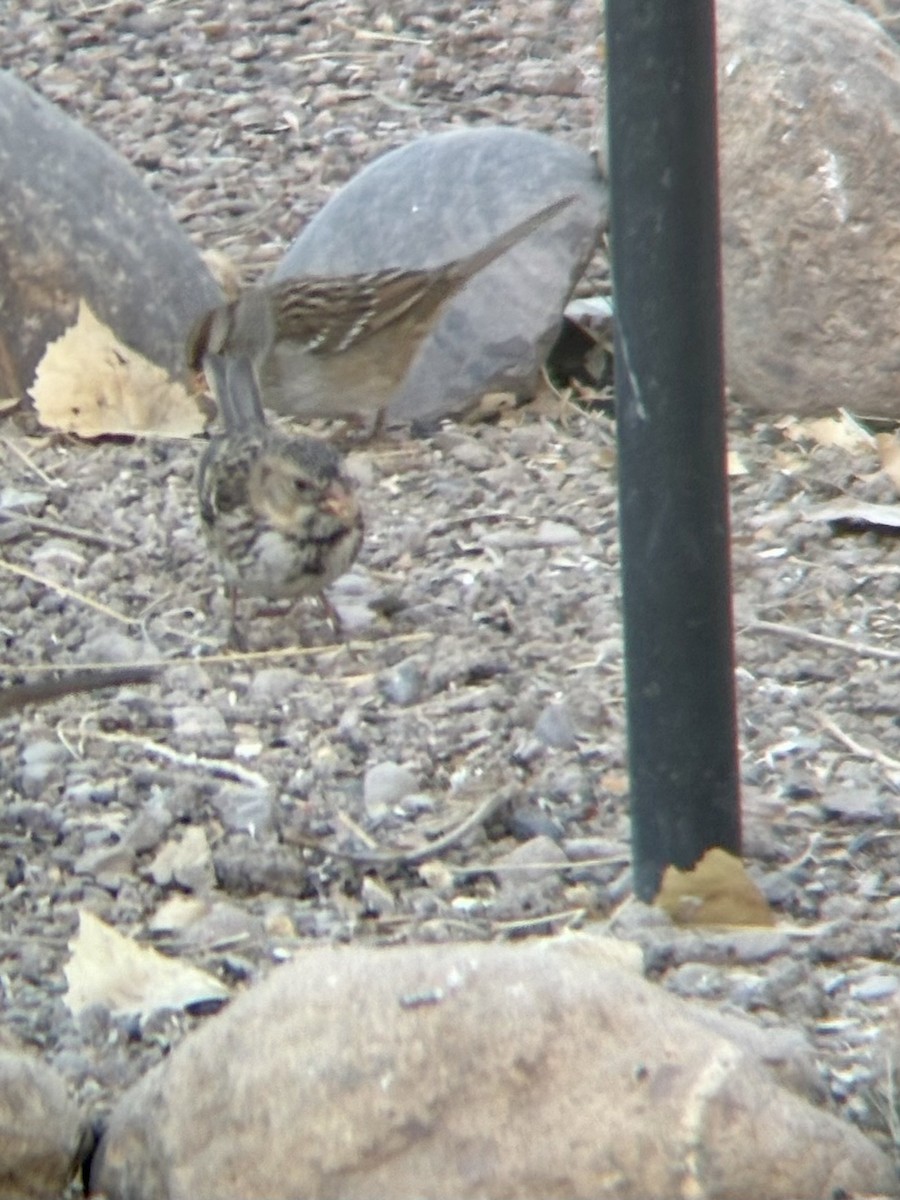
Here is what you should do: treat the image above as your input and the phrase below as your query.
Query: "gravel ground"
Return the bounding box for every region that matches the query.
[2,0,900,1181]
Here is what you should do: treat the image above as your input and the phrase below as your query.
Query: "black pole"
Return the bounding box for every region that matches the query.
[605,0,741,901]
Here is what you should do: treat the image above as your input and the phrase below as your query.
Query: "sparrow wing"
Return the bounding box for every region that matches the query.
[268,193,575,356]
[270,271,439,354]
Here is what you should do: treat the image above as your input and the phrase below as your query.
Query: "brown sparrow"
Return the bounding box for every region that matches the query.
[197,355,363,644]
[187,195,575,432]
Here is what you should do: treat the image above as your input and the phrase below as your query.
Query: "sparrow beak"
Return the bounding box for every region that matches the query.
[322,483,358,523]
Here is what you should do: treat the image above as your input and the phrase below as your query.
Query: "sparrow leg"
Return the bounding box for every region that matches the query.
[227,585,249,652]
[318,591,344,637]
[367,406,387,442]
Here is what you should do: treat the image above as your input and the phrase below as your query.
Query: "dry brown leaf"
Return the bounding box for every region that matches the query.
[875,431,900,495]
[32,300,206,438]
[779,409,876,454]
[654,846,775,927]
[64,910,229,1017]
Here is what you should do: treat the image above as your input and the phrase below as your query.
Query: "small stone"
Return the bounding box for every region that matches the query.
[149,827,215,892]
[850,974,900,1003]
[417,860,456,895]
[446,439,495,471]
[177,902,266,952]
[379,660,425,707]
[493,835,569,917]
[79,631,157,664]
[230,38,261,61]
[534,700,579,749]
[564,837,629,862]
[666,962,727,999]
[533,519,582,547]
[211,785,276,836]
[360,876,397,917]
[77,1003,113,1045]
[394,792,436,818]
[247,668,301,705]
[21,739,68,769]
[121,795,173,854]
[328,599,376,634]
[74,842,137,884]
[510,737,546,767]
[363,762,418,817]
[819,789,883,822]
[507,805,564,842]
[855,870,885,901]
[20,739,69,795]
[170,705,229,742]
[0,486,44,509]
[63,779,118,808]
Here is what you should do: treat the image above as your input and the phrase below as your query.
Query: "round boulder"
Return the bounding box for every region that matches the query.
[0,1050,88,1200]
[0,71,223,396]
[90,936,895,1200]
[717,0,900,416]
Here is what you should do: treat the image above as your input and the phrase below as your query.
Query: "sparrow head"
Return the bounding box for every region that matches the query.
[248,438,359,532]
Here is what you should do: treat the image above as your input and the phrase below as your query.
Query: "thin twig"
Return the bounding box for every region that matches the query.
[76,0,130,13]
[816,712,900,774]
[0,559,133,624]
[289,50,379,63]
[491,908,587,933]
[0,666,158,716]
[336,810,380,849]
[1,436,58,486]
[353,28,431,45]
[451,853,631,878]
[0,511,132,552]
[744,619,900,663]
[293,788,512,867]
[0,630,434,675]
[425,512,537,538]
[81,730,271,789]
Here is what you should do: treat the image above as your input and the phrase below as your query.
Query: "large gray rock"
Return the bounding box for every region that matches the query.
[275,127,606,425]
[596,0,900,417]
[0,1050,88,1200]
[0,71,222,395]
[719,0,900,416]
[91,935,895,1200]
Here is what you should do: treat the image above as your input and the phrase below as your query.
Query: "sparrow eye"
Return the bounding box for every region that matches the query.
[293,476,311,493]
